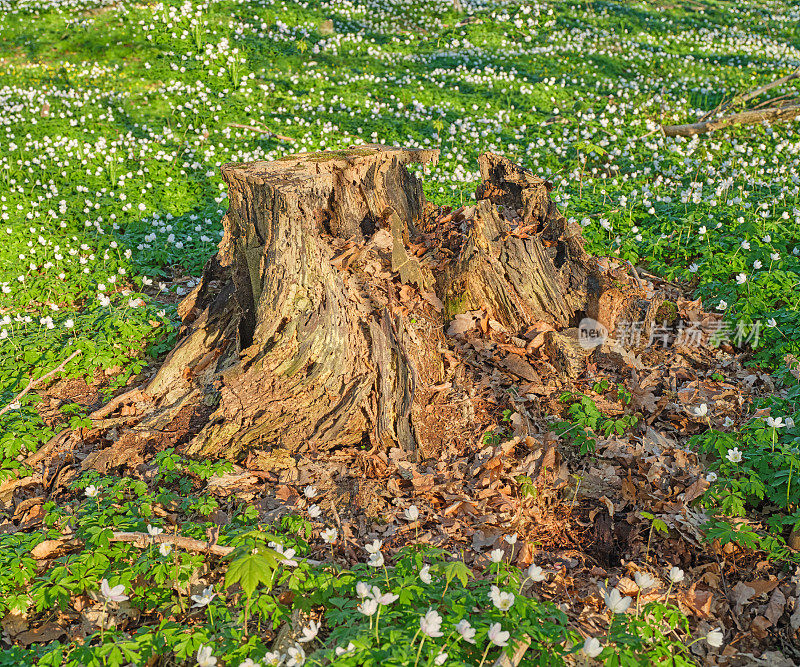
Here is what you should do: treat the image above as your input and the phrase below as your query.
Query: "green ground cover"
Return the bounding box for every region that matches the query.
[1,0,800,664]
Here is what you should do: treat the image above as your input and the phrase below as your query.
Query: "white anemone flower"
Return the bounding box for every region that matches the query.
[668,566,685,584]
[190,586,216,608]
[357,598,379,616]
[196,645,217,667]
[100,579,129,602]
[455,619,476,644]
[601,587,632,614]
[726,447,743,463]
[419,609,444,637]
[705,629,723,648]
[488,622,510,647]
[582,637,603,658]
[298,620,319,643]
[634,571,657,591]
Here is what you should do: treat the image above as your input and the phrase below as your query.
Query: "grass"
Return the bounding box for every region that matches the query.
[1,0,799,664]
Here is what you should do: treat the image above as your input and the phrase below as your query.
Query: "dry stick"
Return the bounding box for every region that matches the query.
[662,103,800,137]
[227,123,294,142]
[752,92,795,110]
[112,531,235,557]
[0,349,82,419]
[699,66,800,122]
[89,387,148,420]
[35,531,323,564]
[739,66,800,105]
[626,260,644,289]
[328,495,357,549]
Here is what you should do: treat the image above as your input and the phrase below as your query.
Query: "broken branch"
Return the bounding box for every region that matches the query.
[698,66,800,122]
[31,531,323,565]
[662,103,800,137]
[739,66,800,106]
[492,636,531,667]
[0,350,82,418]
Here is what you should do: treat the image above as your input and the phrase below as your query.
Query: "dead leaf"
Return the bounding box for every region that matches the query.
[31,538,81,560]
[617,576,638,596]
[16,622,65,646]
[1,610,28,638]
[421,291,443,311]
[683,477,710,504]
[411,472,435,493]
[679,584,714,618]
[621,476,639,502]
[764,587,786,625]
[785,354,800,380]
[471,528,502,550]
[743,579,780,596]
[399,284,415,302]
[790,604,800,632]
[731,581,756,615]
[447,312,479,336]
[499,354,540,383]
[750,615,771,639]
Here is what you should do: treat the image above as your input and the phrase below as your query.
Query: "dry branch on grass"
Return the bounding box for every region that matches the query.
[663,102,800,137]
[491,636,531,667]
[660,67,800,137]
[29,532,233,559]
[700,65,800,121]
[0,349,82,418]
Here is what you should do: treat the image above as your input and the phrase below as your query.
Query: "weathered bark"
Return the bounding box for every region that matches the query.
[140,146,440,460]
[79,146,662,464]
[445,153,596,329]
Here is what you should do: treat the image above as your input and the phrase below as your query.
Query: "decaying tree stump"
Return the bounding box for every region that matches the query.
[80,146,664,465]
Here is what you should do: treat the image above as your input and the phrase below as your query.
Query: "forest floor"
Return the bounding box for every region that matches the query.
[1,0,800,665]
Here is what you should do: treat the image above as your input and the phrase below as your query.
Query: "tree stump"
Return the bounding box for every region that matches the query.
[81,146,662,466]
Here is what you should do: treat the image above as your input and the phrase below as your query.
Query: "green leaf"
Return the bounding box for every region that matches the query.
[225,548,281,596]
[652,518,669,535]
[442,560,472,588]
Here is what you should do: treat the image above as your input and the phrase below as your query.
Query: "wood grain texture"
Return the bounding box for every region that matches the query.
[75,146,664,463]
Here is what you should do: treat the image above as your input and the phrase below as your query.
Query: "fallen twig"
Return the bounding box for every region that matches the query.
[89,387,148,420]
[737,67,800,107]
[626,260,644,289]
[31,531,322,565]
[227,123,294,142]
[110,531,235,556]
[662,103,800,137]
[699,66,800,122]
[0,349,82,419]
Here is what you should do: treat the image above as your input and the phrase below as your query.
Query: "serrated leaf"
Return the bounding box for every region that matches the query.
[225,551,279,596]
[443,560,472,588]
